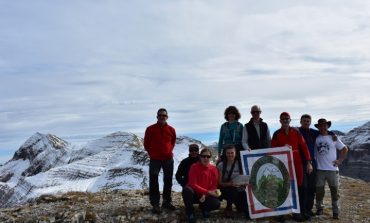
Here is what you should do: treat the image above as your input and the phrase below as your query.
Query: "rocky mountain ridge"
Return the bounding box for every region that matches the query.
[0,132,205,208]
[340,121,370,182]
[0,121,369,222]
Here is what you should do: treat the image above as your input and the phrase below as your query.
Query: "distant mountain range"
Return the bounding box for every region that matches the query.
[339,121,370,182]
[1,121,369,208]
[0,132,205,208]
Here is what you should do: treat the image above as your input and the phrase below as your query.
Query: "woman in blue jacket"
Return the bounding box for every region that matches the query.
[217,106,243,163]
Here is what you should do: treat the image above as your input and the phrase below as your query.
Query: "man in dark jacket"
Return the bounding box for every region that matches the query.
[144,108,176,214]
[299,114,319,220]
[299,114,337,220]
[242,105,271,150]
[176,144,200,187]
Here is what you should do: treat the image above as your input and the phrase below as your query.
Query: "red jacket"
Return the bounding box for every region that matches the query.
[187,162,219,196]
[271,127,311,186]
[144,122,176,160]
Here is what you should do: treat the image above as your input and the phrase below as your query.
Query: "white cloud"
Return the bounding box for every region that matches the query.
[0,0,370,164]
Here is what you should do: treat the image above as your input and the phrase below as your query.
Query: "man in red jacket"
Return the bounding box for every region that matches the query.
[271,112,313,222]
[144,108,177,214]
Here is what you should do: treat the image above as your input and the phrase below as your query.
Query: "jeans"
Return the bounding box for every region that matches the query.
[149,158,174,206]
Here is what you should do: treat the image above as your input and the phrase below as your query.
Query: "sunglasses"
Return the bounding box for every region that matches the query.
[251,111,261,114]
[200,155,211,159]
[281,118,290,121]
[189,149,199,152]
[157,114,168,117]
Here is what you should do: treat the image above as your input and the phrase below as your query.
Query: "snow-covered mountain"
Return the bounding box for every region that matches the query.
[2,121,368,208]
[340,121,370,182]
[0,132,205,208]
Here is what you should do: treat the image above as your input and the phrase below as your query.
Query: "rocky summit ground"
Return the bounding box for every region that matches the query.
[0,176,369,223]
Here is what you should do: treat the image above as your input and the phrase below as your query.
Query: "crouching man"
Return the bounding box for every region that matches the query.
[176,144,200,188]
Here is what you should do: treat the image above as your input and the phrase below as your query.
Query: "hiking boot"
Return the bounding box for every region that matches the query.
[224,206,233,218]
[333,213,339,220]
[162,201,176,211]
[316,209,323,216]
[307,210,315,216]
[292,213,305,222]
[244,211,251,220]
[202,210,210,218]
[187,213,197,223]
[303,212,312,221]
[223,209,232,218]
[151,204,161,214]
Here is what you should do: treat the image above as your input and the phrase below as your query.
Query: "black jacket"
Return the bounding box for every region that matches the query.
[175,155,199,187]
[245,118,269,150]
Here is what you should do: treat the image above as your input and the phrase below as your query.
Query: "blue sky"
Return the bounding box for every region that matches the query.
[1,0,370,164]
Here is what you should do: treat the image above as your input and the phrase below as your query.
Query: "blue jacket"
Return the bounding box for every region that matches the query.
[218,121,243,155]
[298,127,319,166]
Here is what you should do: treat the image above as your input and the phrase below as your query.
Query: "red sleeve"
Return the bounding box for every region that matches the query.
[144,127,151,153]
[187,164,208,195]
[171,127,176,149]
[210,167,219,190]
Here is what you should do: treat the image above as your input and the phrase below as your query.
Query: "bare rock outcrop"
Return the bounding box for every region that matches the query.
[340,121,370,182]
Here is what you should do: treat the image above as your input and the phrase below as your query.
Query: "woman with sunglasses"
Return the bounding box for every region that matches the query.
[217,106,244,163]
[217,144,250,219]
[182,148,220,223]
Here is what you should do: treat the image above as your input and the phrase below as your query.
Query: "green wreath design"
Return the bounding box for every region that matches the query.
[249,156,290,208]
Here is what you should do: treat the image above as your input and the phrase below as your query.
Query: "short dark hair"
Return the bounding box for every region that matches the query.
[157,108,168,115]
[189,144,199,151]
[222,144,236,152]
[200,148,212,156]
[300,114,312,120]
[224,106,241,121]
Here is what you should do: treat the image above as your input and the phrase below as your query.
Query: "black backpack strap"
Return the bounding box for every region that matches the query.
[226,160,237,182]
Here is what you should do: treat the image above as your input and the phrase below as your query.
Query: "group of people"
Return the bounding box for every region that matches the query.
[143,106,348,222]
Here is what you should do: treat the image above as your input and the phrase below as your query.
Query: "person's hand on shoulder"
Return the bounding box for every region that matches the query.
[332,134,338,141]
